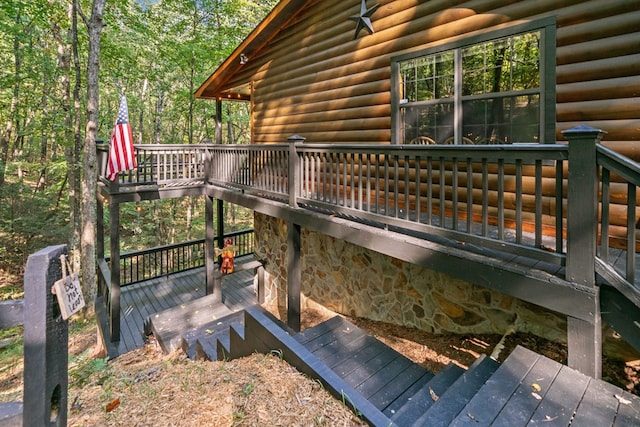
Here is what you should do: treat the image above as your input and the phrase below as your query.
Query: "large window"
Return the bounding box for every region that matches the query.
[392,19,555,145]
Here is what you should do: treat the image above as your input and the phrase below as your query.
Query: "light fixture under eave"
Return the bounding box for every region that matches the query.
[240,54,248,65]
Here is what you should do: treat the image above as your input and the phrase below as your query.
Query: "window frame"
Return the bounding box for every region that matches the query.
[390,17,556,145]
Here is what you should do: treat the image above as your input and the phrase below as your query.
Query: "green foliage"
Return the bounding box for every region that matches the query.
[0,0,274,273]
[242,381,254,396]
[0,160,69,270]
[104,196,253,254]
[68,350,110,387]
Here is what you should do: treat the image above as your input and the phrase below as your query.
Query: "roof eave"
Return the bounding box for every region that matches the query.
[195,0,314,100]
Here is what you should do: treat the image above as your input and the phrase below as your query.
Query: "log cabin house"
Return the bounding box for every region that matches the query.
[194,0,639,365]
[96,1,640,418]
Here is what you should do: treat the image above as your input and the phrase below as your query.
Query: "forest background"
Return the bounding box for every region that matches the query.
[0,0,277,302]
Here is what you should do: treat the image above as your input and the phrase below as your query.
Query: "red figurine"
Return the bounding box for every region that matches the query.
[215,238,237,274]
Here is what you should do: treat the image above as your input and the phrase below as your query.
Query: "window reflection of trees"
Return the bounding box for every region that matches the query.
[400,31,542,145]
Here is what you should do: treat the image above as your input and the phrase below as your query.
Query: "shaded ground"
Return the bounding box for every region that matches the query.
[1,305,639,426]
[0,310,639,426]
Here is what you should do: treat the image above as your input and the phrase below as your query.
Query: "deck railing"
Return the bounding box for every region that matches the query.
[199,132,638,293]
[118,229,255,286]
[97,229,255,340]
[295,143,568,265]
[97,128,640,338]
[97,143,210,187]
[207,144,289,199]
[597,144,640,293]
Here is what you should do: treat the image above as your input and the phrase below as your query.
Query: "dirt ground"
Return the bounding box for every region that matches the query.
[1,305,639,426]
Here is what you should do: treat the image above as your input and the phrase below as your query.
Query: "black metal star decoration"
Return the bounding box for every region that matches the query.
[349,0,380,39]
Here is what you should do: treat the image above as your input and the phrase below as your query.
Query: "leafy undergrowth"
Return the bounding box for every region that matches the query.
[1,307,639,426]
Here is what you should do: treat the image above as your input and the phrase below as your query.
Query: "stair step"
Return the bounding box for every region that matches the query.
[294,315,352,346]
[383,369,436,418]
[449,345,640,427]
[413,355,499,427]
[180,311,245,359]
[146,295,233,353]
[448,345,541,426]
[226,305,394,427]
[368,362,434,411]
[390,362,465,426]
[295,316,433,412]
[198,320,244,361]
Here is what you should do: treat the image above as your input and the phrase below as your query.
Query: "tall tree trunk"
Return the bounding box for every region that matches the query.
[154,87,164,144]
[70,0,83,267]
[80,0,106,315]
[138,78,148,144]
[53,0,82,267]
[0,13,22,186]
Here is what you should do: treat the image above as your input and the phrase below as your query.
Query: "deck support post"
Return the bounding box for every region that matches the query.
[97,194,104,260]
[109,198,121,342]
[205,195,220,300]
[563,125,605,378]
[286,135,304,331]
[287,221,301,332]
[256,264,265,304]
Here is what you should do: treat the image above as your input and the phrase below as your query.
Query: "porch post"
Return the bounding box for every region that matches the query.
[205,195,220,300]
[97,194,104,260]
[287,221,301,332]
[563,125,605,378]
[109,199,121,342]
[215,99,222,145]
[286,135,304,331]
[288,134,304,207]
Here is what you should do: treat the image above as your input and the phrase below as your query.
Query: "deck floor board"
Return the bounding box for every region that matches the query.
[112,265,256,356]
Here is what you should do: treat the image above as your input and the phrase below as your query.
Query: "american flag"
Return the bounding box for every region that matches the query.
[106,94,137,181]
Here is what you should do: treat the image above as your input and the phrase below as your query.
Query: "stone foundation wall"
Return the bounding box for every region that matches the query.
[254,213,567,343]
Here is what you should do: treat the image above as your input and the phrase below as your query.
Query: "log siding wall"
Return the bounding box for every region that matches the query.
[211,0,639,244]
[223,0,638,148]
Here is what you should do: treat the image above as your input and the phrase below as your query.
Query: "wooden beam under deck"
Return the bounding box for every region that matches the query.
[206,184,599,323]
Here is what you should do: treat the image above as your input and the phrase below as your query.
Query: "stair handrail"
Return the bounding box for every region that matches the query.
[596,142,640,290]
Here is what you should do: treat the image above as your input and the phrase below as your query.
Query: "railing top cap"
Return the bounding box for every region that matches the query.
[562,125,607,136]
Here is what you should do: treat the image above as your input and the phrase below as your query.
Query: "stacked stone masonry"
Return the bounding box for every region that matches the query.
[254,213,568,344]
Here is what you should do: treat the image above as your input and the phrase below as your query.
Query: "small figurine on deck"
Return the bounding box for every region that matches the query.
[215,237,238,274]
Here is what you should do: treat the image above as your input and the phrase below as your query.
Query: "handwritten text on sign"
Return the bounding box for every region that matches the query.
[52,274,85,320]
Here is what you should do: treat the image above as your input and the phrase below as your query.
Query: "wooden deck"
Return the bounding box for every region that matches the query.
[212,306,640,427]
[102,264,257,358]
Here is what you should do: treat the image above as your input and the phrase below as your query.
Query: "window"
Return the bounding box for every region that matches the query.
[391,18,556,145]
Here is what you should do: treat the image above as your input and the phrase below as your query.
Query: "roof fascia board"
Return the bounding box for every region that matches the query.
[195,0,314,99]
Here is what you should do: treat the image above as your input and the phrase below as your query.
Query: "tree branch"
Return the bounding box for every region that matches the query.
[74,0,88,28]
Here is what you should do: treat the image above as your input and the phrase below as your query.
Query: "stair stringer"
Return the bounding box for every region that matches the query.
[224,305,395,427]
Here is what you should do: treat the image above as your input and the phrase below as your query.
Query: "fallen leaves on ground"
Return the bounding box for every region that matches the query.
[68,345,367,427]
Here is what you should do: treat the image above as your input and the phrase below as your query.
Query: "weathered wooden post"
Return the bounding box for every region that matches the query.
[287,135,305,332]
[23,244,69,426]
[109,198,121,342]
[563,125,605,378]
[203,143,219,298]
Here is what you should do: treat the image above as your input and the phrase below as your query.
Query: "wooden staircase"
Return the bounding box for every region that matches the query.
[149,303,640,426]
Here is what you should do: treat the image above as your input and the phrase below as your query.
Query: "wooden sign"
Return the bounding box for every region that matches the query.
[51,256,85,320]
